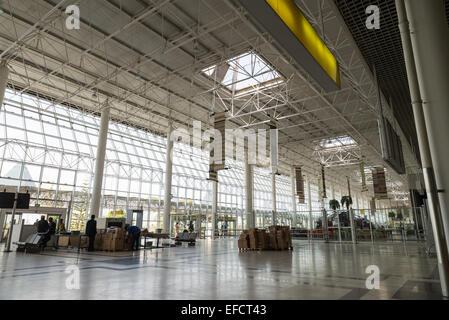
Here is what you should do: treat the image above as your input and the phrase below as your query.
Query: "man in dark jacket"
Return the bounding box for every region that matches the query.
[126,225,141,251]
[48,217,56,235]
[36,215,50,248]
[85,215,97,252]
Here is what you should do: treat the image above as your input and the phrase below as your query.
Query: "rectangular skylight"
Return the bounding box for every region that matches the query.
[319,135,357,149]
[202,51,283,95]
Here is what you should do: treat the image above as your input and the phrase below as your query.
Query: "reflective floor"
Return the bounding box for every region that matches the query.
[0,239,444,300]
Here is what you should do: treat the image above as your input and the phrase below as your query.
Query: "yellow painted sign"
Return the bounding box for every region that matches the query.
[265,0,340,88]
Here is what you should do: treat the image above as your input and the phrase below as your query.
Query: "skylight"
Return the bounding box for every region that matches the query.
[202,51,283,95]
[319,135,357,150]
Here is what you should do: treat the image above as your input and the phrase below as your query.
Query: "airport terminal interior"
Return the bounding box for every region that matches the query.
[0,0,449,300]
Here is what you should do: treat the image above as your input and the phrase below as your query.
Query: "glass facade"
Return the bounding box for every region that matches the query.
[0,89,361,235]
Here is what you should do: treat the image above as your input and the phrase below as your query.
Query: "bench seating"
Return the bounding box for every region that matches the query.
[175,232,197,245]
[15,233,43,253]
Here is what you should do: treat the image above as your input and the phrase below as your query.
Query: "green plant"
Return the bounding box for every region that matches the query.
[341,196,352,211]
[329,199,340,211]
[388,211,396,220]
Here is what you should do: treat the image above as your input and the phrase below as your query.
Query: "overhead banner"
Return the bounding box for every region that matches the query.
[295,166,305,204]
[360,158,368,192]
[269,117,278,173]
[370,198,377,215]
[372,168,388,199]
[209,112,226,182]
[347,176,351,197]
[321,165,327,199]
[214,112,226,171]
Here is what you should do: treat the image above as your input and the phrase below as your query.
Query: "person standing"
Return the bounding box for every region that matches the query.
[126,225,141,251]
[36,215,50,248]
[57,218,66,234]
[85,215,97,252]
[48,217,56,236]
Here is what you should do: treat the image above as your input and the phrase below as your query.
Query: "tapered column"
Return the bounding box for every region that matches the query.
[272,171,277,226]
[0,62,9,108]
[398,0,449,297]
[211,180,218,239]
[89,106,110,218]
[291,167,297,228]
[307,177,313,233]
[163,124,174,234]
[405,0,449,245]
[245,150,254,229]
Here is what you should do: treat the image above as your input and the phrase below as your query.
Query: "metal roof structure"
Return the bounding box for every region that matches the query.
[0,0,423,199]
[334,0,449,165]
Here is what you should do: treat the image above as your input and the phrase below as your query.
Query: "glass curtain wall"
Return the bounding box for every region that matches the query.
[1,90,329,234]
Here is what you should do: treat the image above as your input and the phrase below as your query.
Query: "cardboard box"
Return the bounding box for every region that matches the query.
[103,232,113,241]
[249,236,257,249]
[58,236,70,247]
[110,238,124,251]
[70,236,80,248]
[239,233,249,240]
[238,239,248,249]
[94,234,103,250]
[80,236,89,247]
[276,235,287,250]
[102,239,110,251]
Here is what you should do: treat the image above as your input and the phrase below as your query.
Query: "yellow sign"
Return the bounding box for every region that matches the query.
[108,210,123,217]
[264,0,340,89]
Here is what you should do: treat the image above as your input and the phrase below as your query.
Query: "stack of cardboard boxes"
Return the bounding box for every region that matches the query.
[269,226,292,250]
[56,227,138,252]
[57,227,131,252]
[238,226,292,251]
[68,235,88,248]
[238,231,249,249]
[101,227,128,251]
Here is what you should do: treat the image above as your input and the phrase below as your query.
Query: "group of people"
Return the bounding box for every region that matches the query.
[34,216,66,248]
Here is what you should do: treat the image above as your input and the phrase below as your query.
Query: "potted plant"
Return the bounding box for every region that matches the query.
[329,199,340,211]
[341,196,352,211]
[388,211,396,220]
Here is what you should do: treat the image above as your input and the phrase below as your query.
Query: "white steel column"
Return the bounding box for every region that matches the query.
[245,151,254,229]
[405,0,449,245]
[89,106,110,218]
[0,61,9,108]
[307,176,313,234]
[272,171,277,226]
[211,180,218,240]
[398,0,449,297]
[291,167,297,228]
[163,123,174,234]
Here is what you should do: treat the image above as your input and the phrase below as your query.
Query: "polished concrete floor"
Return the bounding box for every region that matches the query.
[0,239,444,300]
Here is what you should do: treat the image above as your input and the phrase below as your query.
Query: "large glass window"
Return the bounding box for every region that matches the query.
[0,89,341,233]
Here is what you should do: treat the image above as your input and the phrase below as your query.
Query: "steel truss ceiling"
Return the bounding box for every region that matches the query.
[334,0,449,168]
[0,0,420,197]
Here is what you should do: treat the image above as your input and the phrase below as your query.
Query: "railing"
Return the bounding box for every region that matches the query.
[294,207,426,244]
